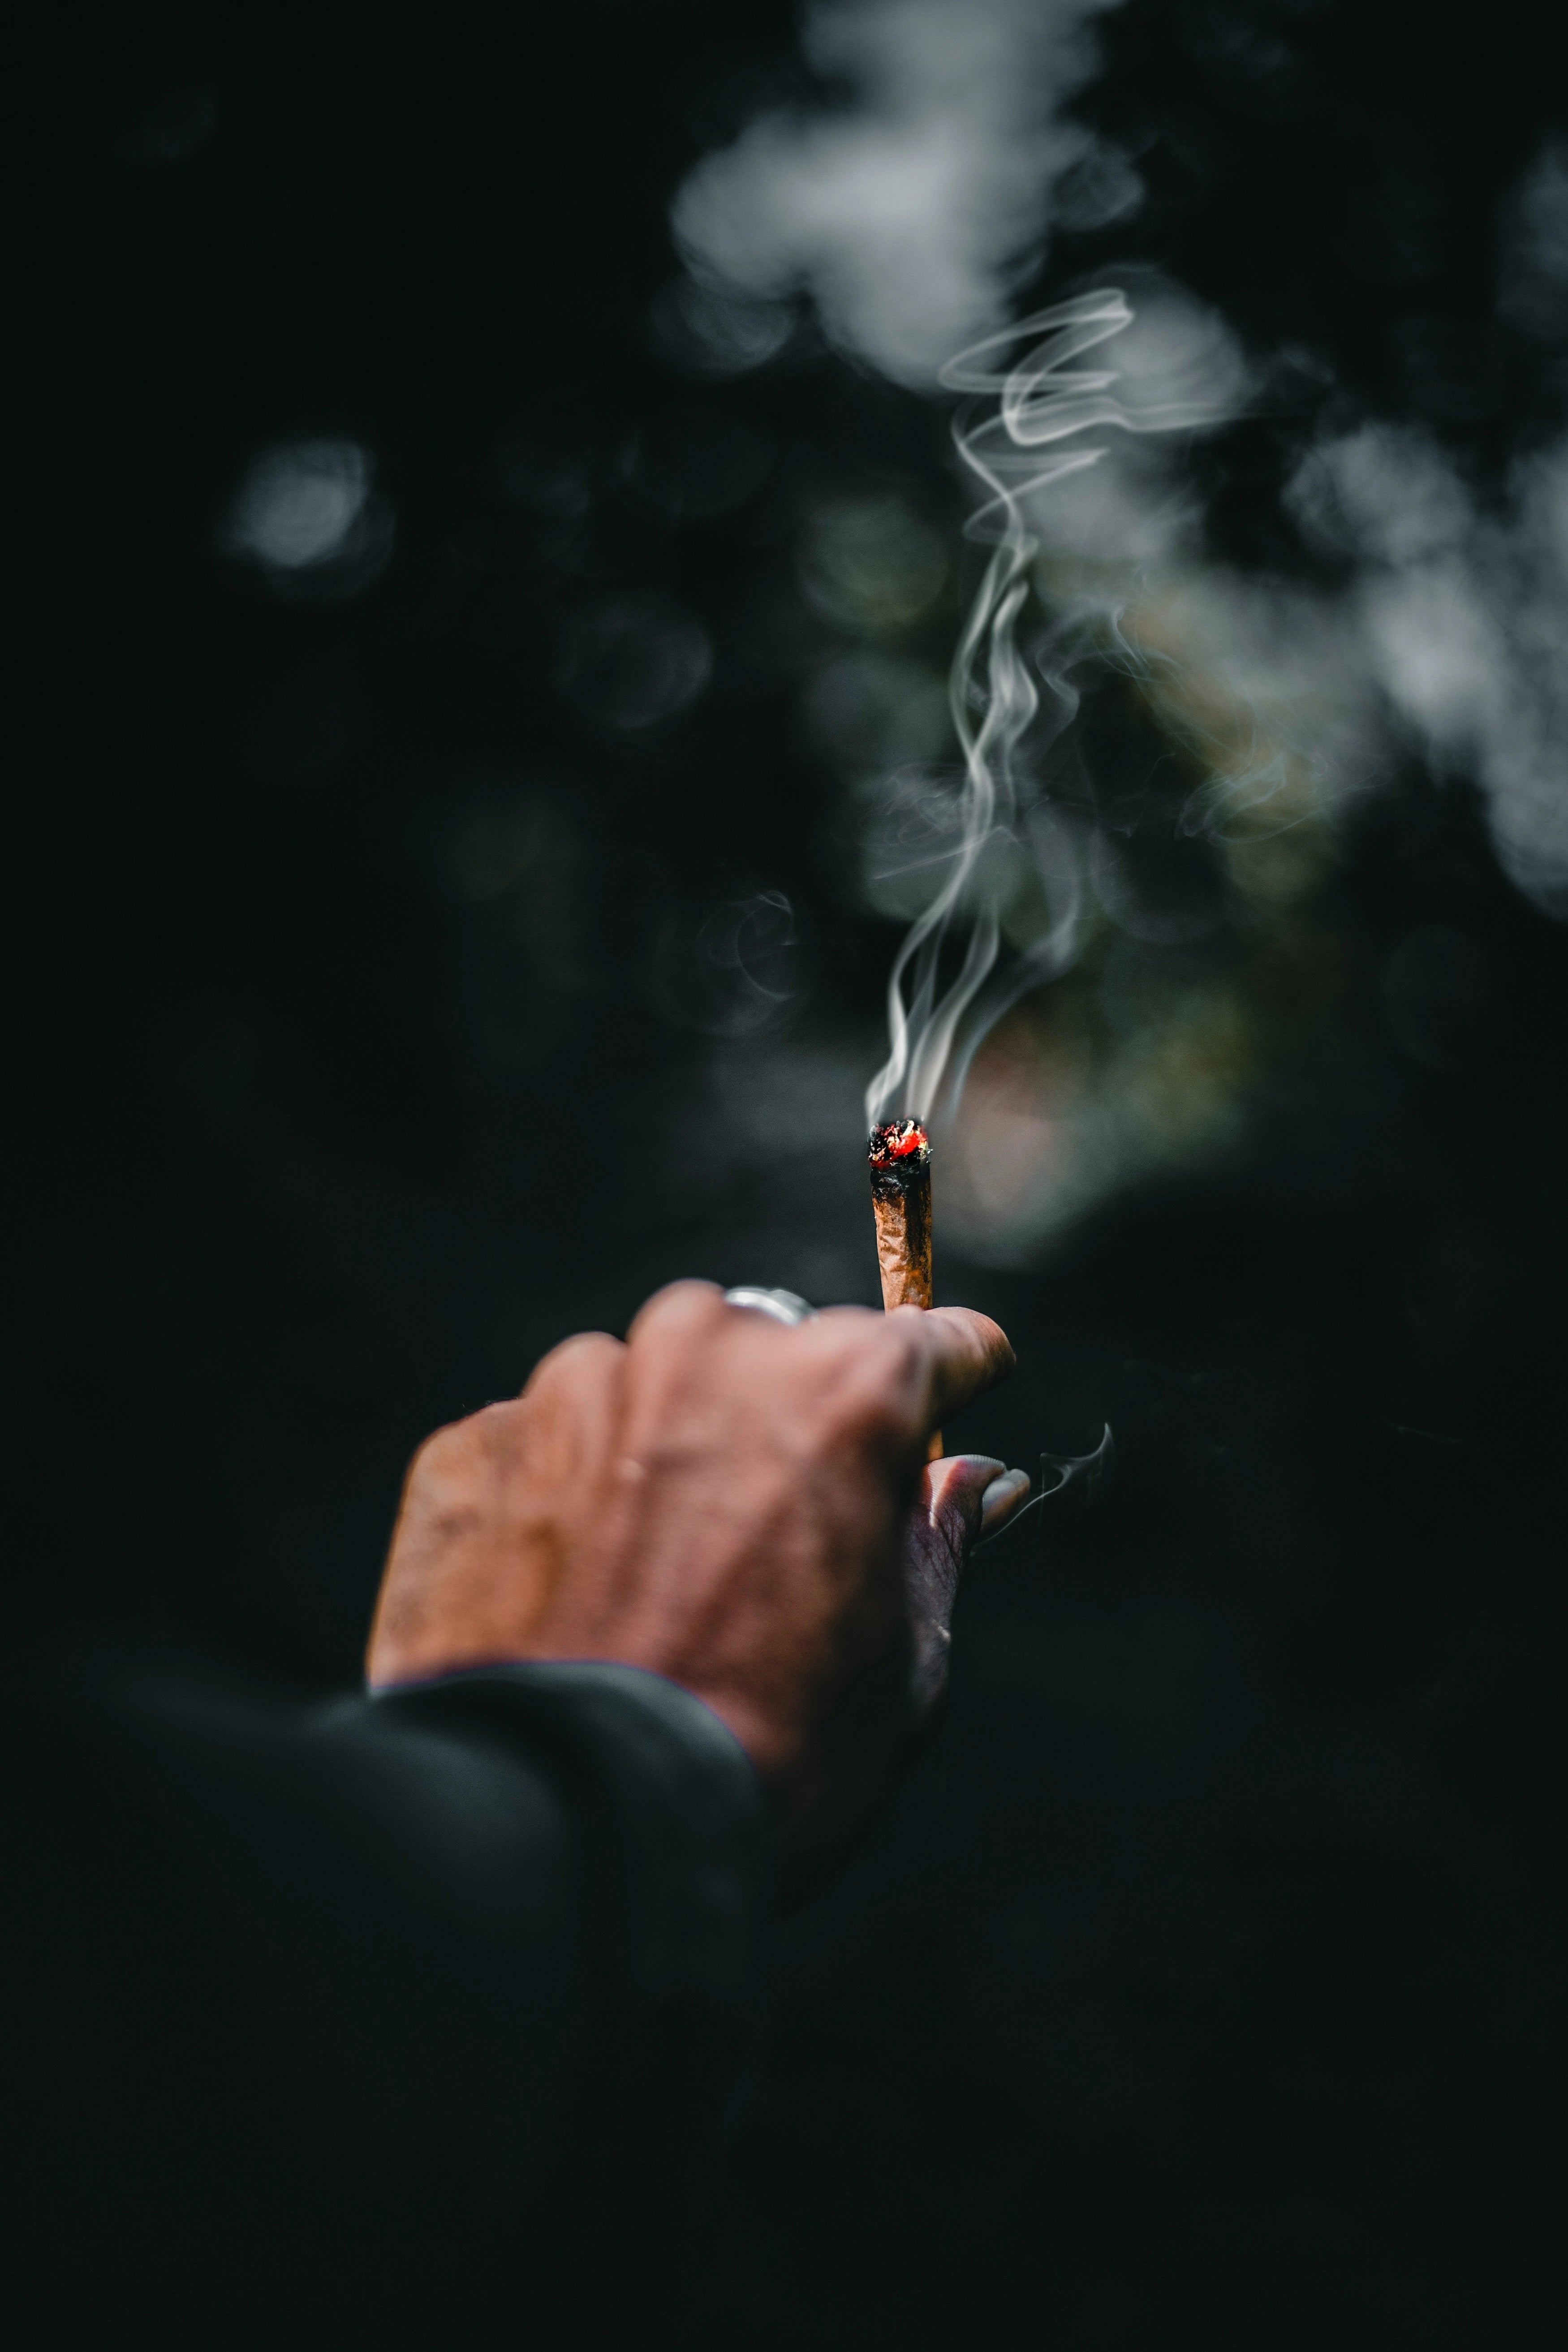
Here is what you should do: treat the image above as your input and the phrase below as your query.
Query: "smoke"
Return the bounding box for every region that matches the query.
[672,0,1135,385]
[866,289,1245,1126]
[666,1,1269,1158]
[667,13,1568,1242]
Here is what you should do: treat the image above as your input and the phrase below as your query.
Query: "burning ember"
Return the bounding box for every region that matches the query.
[869,1117,930,1168]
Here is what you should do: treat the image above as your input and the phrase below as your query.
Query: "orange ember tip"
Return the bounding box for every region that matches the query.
[868,1117,930,1168]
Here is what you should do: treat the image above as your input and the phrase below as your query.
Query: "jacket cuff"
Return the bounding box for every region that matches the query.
[369,1662,772,2002]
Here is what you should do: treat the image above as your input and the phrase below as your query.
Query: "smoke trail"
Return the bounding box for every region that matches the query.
[865,289,1238,1127]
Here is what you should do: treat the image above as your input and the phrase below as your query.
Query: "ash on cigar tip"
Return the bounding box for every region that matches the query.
[868,1118,930,1168]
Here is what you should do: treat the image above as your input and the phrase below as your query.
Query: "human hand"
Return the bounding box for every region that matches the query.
[366,1283,1027,1831]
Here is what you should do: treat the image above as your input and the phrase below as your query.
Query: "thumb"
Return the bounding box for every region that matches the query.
[923,1453,1033,1549]
[902,1454,1029,1718]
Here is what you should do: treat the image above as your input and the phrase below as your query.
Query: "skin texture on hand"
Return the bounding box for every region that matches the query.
[366,1282,1025,1827]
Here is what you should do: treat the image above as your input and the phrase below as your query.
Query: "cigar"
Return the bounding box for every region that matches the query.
[868,1118,943,1459]
[869,1118,932,1307]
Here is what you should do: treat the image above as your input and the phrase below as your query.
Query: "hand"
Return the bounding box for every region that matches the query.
[366,1282,1027,1831]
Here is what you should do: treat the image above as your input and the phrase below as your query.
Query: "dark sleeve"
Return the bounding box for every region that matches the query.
[1,1650,772,2342]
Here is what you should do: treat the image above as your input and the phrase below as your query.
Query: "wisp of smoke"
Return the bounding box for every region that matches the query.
[865,289,1243,1127]
[668,6,1568,1230]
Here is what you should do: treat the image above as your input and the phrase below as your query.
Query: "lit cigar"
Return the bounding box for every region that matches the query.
[868,1118,942,1458]
[869,1118,932,1306]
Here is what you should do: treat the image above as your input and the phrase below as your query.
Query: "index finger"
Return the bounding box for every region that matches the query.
[896,1305,1015,1428]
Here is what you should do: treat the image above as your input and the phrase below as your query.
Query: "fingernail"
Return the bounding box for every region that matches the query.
[979,1467,1030,1531]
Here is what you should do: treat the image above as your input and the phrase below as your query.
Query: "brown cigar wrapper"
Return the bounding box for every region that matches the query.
[870,1166,942,1459]
[872,1188,932,1311]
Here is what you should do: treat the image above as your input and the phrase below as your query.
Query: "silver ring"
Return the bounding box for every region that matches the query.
[723,1286,817,1327]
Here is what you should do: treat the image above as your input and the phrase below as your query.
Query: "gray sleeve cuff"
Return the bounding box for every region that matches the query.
[369,1662,773,2003]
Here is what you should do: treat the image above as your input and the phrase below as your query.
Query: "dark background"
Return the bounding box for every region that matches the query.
[23,4,1566,2343]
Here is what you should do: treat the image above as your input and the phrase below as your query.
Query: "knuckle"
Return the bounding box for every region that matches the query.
[518,1334,625,1482]
[525,1329,625,1400]
[625,1279,727,1350]
[406,1402,516,1495]
[407,1418,472,1488]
